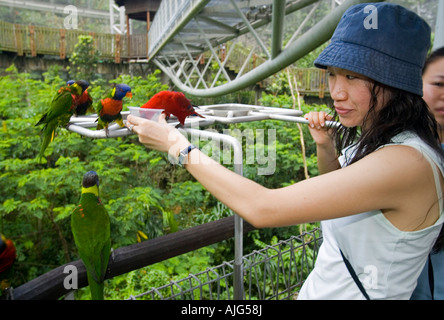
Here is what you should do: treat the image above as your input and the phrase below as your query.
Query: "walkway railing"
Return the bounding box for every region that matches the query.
[128,228,321,300]
[0,20,148,62]
[0,19,329,96]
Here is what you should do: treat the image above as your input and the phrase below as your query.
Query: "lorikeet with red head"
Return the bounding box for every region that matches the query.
[35,80,89,161]
[140,91,204,126]
[95,84,132,135]
[0,233,17,299]
[67,80,93,116]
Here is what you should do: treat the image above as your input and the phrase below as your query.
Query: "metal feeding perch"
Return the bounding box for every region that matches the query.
[66,104,339,138]
[65,103,337,300]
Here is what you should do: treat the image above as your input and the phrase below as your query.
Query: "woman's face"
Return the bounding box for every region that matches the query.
[327,67,387,129]
[423,57,444,130]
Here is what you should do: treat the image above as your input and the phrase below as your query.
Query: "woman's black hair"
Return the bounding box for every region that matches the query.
[329,81,444,252]
[423,47,444,75]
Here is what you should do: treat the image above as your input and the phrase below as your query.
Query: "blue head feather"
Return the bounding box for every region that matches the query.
[113,84,132,100]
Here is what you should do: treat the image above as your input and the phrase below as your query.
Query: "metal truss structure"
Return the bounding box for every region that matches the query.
[147,0,383,97]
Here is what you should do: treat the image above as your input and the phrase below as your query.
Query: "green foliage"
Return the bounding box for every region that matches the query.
[0,65,322,300]
[0,65,178,294]
[68,35,100,81]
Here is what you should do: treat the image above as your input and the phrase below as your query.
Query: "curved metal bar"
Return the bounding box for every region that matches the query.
[155,0,383,98]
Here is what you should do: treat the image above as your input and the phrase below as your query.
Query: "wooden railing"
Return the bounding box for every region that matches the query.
[0,21,328,97]
[0,21,148,63]
[12,216,256,300]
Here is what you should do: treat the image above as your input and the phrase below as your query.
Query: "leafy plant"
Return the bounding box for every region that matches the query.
[0,65,323,300]
[68,35,100,81]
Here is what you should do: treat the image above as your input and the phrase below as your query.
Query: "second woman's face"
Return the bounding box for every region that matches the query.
[327,67,384,128]
[423,58,444,129]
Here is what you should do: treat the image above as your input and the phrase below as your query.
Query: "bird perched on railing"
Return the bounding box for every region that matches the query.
[95,84,132,136]
[141,91,204,126]
[71,171,111,300]
[67,80,93,116]
[0,233,17,299]
[35,80,89,161]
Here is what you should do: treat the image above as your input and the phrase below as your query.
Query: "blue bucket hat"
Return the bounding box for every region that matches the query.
[314,2,431,96]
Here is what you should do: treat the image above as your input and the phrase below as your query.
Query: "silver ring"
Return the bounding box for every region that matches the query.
[128,124,134,132]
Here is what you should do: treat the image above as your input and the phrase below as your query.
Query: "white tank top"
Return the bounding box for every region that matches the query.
[298,131,444,300]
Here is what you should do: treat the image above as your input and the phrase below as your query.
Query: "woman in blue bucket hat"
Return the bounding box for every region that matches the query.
[126,3,444,299]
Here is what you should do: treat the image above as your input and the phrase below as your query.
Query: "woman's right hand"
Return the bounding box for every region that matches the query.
[304,111,340,173]
[304,111,335,146]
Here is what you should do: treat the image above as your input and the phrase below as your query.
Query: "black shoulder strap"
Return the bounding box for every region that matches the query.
[340,249,371,300]
[428,253,434,300]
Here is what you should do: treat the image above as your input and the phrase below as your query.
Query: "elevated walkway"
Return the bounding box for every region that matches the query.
[0,0,383,97]
[144,0,382,97]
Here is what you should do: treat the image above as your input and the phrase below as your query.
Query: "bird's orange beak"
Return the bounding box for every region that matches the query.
[126,92,133,99]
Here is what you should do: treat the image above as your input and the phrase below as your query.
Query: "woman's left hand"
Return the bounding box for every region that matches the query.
[126,114,190,157]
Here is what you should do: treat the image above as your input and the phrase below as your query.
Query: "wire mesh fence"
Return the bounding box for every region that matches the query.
[127,227,322,300]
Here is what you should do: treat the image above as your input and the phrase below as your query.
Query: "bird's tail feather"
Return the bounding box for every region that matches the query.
[87,272,105,300]
[37,122,56,162]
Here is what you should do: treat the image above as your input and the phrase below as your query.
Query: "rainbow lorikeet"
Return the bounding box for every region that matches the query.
[35,80,89,161]
[71,171,111,300]
[0,233,17,299]
[140,91,204,126]
[67,80,93,116]
[95,84,132,135]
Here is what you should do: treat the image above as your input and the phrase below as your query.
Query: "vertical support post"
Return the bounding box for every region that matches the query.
[29,25,36,56]
[115,33,121,63]
[233,157,243,300]
[271,0,286,58]
[146,10,150,59]
[109,0,115,34]
[14,24,23,56]
[120,4,126,34]
[126,14,131,58]
[319,69,326,99]
[184,128,244,300]
[433,0,444,51]
[59,28,66,59]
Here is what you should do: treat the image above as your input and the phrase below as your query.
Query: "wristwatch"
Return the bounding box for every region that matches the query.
[177,144,197,167]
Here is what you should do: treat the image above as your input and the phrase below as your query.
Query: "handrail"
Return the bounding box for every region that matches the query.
[0,20,329,96]
[11,216,255,300]
[0,20,148,62]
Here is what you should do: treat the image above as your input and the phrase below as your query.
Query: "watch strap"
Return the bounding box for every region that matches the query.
[178,144,197,167]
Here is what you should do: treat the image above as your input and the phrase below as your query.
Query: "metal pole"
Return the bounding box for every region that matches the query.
[271,0,286,58]
[434,0,444,51]
[184,128,245,300]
